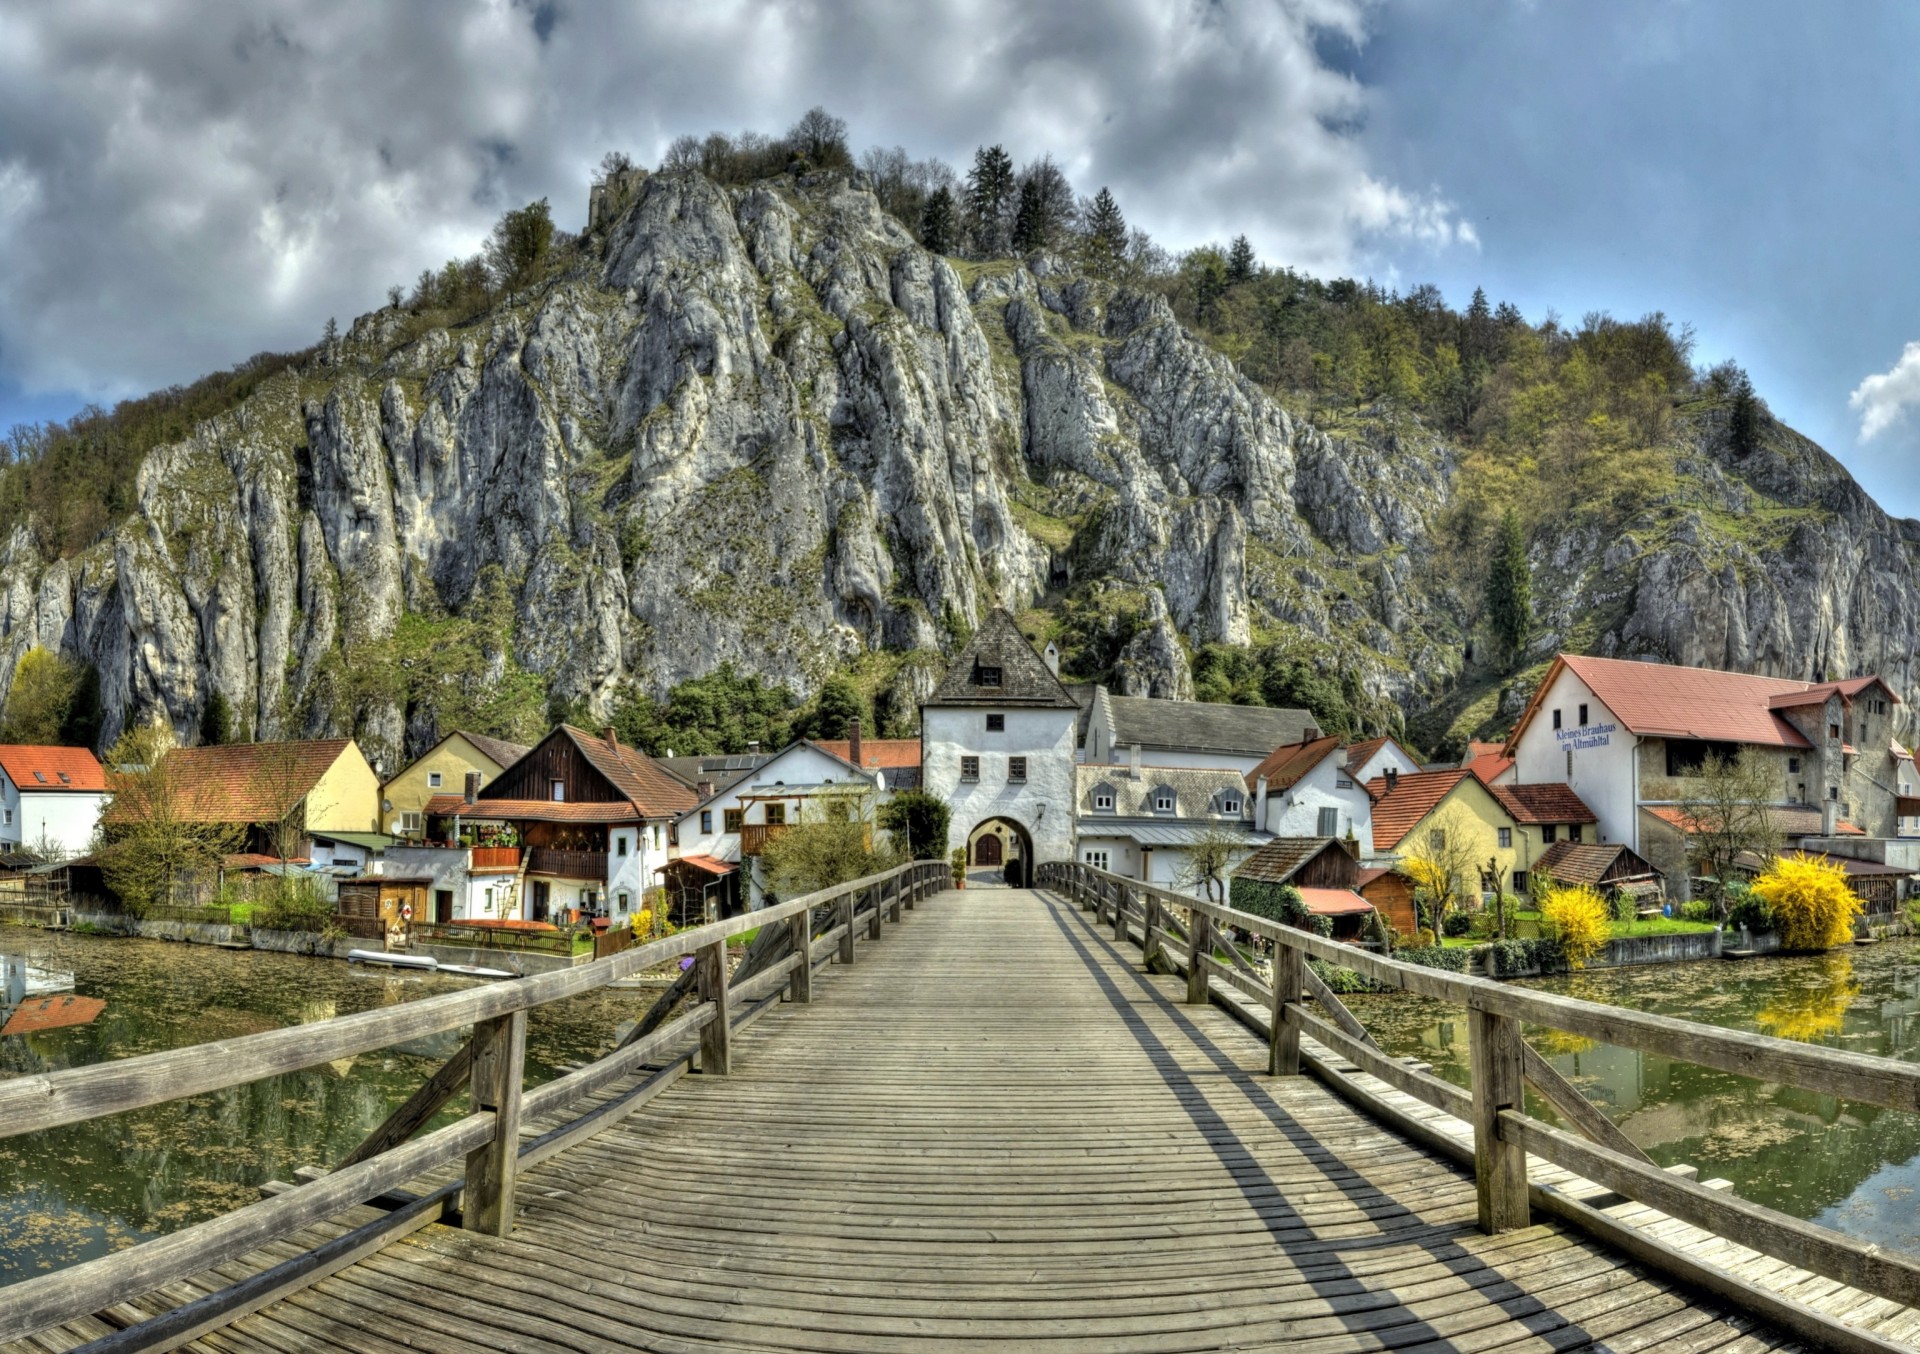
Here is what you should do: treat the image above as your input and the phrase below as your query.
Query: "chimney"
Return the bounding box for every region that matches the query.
[1129,743,1142,778]
[602,726,619,749]
[847,716,863,769]
[1384,767,1399,794]
[1254,774,1269,829]
[697,778,714,797]
[463,771,480,805]
[1043,641,1061,676]
[1303,725,1320,742]
[748,739,761,755]
[1822,795,1838,836]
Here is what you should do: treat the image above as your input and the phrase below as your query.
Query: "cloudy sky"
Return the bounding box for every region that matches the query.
[2,0,1917,512]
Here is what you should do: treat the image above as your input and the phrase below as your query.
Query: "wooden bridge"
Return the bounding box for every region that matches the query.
[7,859,1920,1352]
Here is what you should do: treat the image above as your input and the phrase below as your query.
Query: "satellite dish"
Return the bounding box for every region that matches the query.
[381,798,393,813]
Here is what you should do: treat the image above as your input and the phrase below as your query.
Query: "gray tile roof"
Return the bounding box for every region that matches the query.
[1074,764,1252,819]
[1105,694,1316,757]
[926,609,1080,709]
[458,731,531,771]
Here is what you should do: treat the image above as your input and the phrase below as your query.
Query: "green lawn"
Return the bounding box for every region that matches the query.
[1608,916,1718,937]
[227,902,255,924]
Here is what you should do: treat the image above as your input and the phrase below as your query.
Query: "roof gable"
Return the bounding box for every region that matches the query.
[1364,769,1497,850]
[926,609,1079,709]
[1245,735,1343,792]
[813,738,921,770]
[0,745,107,793]
[458,731,532,770]
[1233,837,1350,884]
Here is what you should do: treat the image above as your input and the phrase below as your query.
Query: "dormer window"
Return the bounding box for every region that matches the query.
[1152,787,1176,813]
[977,665,1003,688]
[1092,785,1115,812]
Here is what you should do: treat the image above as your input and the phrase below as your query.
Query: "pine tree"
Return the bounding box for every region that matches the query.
[1727,366,1763,456]
[1011,178,1045,253]
[1225,234,1256,284]
[1485,509,1532,662]
[1083,187,1127,276]
[919,185,955,255]
[965,145,1015,254]
[1464,286,1494,363]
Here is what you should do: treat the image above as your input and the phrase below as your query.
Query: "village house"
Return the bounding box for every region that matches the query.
[1230,837,1380,942]
[0,745,110,859]
[1365,768,1531,902]
[1072,761,1267,898]
[1081,685,1315,775]
[417,725,693,924]
[1245,733,1421,844]
[1504,654,1913,895]
[122,738,381,858]
[380,730,530,839]
[664,734,889,919]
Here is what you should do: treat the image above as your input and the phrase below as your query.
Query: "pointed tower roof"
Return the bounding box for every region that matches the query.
[926,609,1080,709]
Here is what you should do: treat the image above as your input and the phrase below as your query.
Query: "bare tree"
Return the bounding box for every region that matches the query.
[1678,749,1784,901]
[1397,806,1483,937]
[1176,823,1250,905]
[95,721,241,915]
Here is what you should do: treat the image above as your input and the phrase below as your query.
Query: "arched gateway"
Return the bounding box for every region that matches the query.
[966,816,1034,887]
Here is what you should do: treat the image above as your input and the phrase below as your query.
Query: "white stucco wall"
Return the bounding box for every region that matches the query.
[925,706,1078,862]
[1264,752,1373,842]
[2,789,110,857]
[1510,667,1639,849]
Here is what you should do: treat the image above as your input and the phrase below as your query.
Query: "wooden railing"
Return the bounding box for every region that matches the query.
[740,822,788,856]
[523,847,607,878]
[0,858,949,1350]
[468,845,521,870]
[1037,861,1920,1354]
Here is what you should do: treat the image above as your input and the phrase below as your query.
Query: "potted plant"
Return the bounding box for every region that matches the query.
[951,847,967,889]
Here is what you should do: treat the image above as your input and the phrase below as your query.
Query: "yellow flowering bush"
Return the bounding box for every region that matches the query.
[1751,853,1861,951]
[1540,884,1612,970]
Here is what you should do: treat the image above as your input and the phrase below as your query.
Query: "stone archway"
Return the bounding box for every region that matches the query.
[966,816,1034,888]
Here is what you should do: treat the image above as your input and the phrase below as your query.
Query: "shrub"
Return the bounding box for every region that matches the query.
[951,848,967,886]
[1441,911,1474,938]
[1230,878,1310,929]
[1751,853,1861,951]
[1485,936,1566,977]
[1396,944,1471,973]
[1679,899,1714,923]
[1308,958,1373,992]
[1412,927,1436,948]
[1540,884,1612,969]
[877,790,951,860]
[1726,887,1774,933]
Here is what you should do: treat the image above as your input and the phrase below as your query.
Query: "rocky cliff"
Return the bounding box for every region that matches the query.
[5,167,1917,767]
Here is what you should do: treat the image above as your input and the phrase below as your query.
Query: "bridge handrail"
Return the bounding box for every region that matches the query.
[0,857,948,1348]
[1038,860,1920,1344]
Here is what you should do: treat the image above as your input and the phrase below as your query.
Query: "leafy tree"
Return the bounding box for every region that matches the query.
[1485,509,1532,661]
[919,185,956,254]
[615,663,795,756]
[1539,883,1611,968]
[485,198,555,288]
[1225,234,1256,284]
[1398,807,1481,938]
[0,648,90,746]
[1175,823,1250,904]
[1677,750,1783,894]
[796,674,870,743]
[1751,853,1861,950]
[756,785,898,901]
[786,106,852,170]
[94,721,243,916]
[1082,187,1127,276]
[876,789,951,860]
[964,144,1015,254]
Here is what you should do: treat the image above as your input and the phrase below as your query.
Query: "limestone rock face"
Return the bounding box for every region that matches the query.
[7,168,1920,764]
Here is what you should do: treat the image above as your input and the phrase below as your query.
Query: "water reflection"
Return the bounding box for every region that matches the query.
[1348,939,1920,1250]
[0,924,669,1280]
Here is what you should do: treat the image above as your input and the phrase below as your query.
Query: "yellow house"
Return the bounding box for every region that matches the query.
[1366,769,1602,899]
[381,731,530,839]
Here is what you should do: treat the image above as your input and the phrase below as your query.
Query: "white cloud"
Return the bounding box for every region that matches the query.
[0,0,1473,411]
[1850,342,1920,441]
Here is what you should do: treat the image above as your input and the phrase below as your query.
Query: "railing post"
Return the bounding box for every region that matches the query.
[463,1009,527,1237]
[1142,890,1161,971]
[888,875,902,923]
[867,882,883,940]
[1269,938,1302,1075]
[838,887,856,964]
[787,906,813,1005]
[1469,1004,1529,1232]
[1113,882,1128,941]
[697,938,731,1075]
[1187,904,1211,1005]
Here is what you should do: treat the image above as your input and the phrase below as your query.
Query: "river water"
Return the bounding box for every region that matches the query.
[1348,939,1920,1253]
[0,925,662,1281]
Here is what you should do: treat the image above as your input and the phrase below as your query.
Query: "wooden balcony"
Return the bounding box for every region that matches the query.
[524,848,608,880]
[469,846,521,871]
[741,823,789,857]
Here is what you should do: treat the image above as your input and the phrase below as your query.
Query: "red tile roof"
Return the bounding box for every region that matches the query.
[557,726,697,817]
[814,738,921,770]
[1641,804,1865,837]
[1464,752,1514,786]
[107,739,354,825]
[1489,783,1597,825]
[665,854,736,876]
[1364,769,1473,850]
[1245,734,1343,792]
[1298,887,1374,916]
[425,794,642,825]
[0,746,107,793]
[2,993,105,1036]
[1466,741,1505,760]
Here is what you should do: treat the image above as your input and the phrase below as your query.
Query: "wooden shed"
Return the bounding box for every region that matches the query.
[1354,867,1418,937]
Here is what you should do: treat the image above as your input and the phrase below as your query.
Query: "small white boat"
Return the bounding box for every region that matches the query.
[347,949,516,980]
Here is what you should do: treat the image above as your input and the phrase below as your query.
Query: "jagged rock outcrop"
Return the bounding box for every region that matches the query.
[5,166,1920,766]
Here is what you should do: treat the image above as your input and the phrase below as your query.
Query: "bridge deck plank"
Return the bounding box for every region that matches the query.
[1,889,1833,1350]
